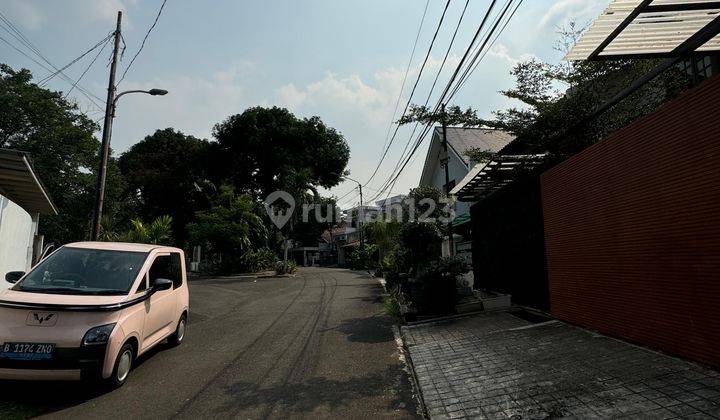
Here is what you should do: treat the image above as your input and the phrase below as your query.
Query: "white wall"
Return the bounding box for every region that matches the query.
[0,194,35,291]
[428,154,472,217]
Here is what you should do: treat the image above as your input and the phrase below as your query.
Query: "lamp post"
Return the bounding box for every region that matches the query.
[90,88,168,241]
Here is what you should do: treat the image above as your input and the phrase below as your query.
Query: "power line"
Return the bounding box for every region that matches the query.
[371,0,471,201]
[64,37,113,99]
[447,0,522,102]
[422,0,471,107]
[374,0,430,181]
[117,0,168,86]
[363,0,452,187]
[450,0,524,100]
[369,0,524,202]
[38,33,114,86]
[369,0,502,200]
[0,11,107,110]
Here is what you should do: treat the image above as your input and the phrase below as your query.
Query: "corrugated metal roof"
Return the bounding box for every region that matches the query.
[419,127,514,187]
[443,127,515,165]
[567,0,720,60]
[0,149,57,215]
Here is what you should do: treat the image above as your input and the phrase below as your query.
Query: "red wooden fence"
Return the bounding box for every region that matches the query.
[541,76,720,368]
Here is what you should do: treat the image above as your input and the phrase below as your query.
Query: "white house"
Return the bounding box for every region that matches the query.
[418,127,513,258]
[0,149,57,291]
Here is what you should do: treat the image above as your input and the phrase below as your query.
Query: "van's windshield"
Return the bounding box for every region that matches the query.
[13,247,148,296]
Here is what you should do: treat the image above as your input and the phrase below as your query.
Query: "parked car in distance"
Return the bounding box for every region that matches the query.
[0,242,189,388]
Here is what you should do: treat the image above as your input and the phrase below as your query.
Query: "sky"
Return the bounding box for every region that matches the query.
[1,0,608,209]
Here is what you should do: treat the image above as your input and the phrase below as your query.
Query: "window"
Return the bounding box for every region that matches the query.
[148,253,183,289]
[136,275,147,292]
[14,247,148,295]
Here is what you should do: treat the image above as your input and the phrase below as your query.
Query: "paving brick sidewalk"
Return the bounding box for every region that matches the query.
[401,311,720,419]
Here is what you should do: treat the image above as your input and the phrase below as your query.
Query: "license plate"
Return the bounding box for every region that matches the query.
[0,342,55,360]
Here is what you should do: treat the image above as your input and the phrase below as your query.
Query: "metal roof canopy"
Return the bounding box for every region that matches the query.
[454,154,549,202]
[0,149,57,215]
[568,0,720,60]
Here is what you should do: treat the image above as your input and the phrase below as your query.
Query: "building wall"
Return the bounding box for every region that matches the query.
[0,195,35,291]
[428,152,472,216]
[541,76,720,368]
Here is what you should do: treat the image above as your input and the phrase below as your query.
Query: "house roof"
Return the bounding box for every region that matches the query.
[0,148,57,215]
[419,127,514,186]
[443,127,515,165]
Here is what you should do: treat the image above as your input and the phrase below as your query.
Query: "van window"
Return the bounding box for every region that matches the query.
[148,253,183,289]
[136,275,148,292]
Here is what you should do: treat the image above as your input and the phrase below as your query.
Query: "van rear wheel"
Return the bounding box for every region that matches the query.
[106,342,134,389]
[168,314,186,347]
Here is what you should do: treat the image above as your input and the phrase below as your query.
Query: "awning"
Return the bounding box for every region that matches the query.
[0,149,57,215]
[452,213,471,228]
[454,154,549,202]
[567,0,720,61]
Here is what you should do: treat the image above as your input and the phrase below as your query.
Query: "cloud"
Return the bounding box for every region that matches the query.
[3,0,138,31]
[539,0,600,30]
[108,62,255,150]
[3,2,44,30]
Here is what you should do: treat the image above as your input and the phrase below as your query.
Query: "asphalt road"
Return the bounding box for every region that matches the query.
[0,268,419,419]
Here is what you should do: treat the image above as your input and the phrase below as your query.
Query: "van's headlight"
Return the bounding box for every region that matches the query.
[82,323,116,346]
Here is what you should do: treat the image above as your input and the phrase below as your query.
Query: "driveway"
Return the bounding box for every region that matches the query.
[403,310,720,419]
[0,268,419,419]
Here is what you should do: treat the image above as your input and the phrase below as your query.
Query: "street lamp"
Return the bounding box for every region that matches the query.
[90,88,168,241]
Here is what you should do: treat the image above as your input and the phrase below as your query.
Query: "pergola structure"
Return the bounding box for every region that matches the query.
[453,154,548,202]
[454,0,720,203]
[567,0,720,61]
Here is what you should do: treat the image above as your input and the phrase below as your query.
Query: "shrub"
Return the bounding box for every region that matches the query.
[414,257,470,315]
[346,244,378,270]
[242,248,278,272]
[275,260,298,275]
[383,295,401,318]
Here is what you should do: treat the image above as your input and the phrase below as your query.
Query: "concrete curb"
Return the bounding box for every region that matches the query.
[377,276,429,419]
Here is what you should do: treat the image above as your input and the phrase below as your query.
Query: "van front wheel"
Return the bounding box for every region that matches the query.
[106,342,134,389]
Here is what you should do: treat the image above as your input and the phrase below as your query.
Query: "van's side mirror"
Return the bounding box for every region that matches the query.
[151,278,173,293]
[5,271,25,284]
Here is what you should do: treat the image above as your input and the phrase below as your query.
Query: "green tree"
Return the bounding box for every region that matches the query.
[490,24,692,157]
[212,107,350,199]
[120,215,174,245]
[119,128,216,244]
[0,64,124,244]
[405,185,447,222]
[365,220,401,263]
[187,185,269,273]
[291,195,340,247]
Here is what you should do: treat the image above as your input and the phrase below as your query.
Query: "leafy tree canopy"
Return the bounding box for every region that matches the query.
[212,107,350,199]
[0,64,123,244]
[119,128,215,243]
[187,185,269,272]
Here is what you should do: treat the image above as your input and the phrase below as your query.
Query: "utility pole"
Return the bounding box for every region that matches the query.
[358,183,364,247]
[90,11,122,241]
[441,103,455,257]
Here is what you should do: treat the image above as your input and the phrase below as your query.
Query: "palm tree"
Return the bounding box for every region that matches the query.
[365,220,401,264]
[121,215,174,245]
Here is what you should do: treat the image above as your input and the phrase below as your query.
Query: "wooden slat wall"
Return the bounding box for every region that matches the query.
[541,76,720,368]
